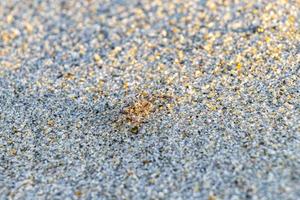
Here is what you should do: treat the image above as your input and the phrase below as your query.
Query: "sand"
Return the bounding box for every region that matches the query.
[0,0,299,199]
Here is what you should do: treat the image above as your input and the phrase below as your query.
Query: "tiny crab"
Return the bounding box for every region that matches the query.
[117,92,176,133]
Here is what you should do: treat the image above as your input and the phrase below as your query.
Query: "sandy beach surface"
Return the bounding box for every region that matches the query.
[0,0,299,199]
